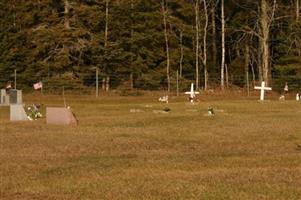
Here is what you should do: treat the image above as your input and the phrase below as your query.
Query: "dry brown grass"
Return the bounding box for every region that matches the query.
[0,93,301,199]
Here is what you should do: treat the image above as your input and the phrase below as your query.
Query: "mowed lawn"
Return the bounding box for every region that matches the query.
[0,94,301,199]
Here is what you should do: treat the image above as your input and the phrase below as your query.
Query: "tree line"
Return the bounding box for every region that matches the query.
[0,0,301,92]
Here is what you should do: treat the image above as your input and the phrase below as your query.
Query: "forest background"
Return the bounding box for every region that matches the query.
[0,0,301,93]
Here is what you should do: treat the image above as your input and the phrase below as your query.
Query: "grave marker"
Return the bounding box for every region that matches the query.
[158,95,169,104]
[46,107,78,125]
[0,89,22,105]
[10,89,22,104]
[185,83,199,103]
[0,89,9,105]
[254,81,272,101]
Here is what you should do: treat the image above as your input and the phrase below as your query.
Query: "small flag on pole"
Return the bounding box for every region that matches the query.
[6,83,12,89]
[33,81,43,90]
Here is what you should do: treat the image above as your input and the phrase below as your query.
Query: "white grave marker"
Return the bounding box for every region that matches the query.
[185,83,199,103]
[254,81,272,101]
[158,95,169,104]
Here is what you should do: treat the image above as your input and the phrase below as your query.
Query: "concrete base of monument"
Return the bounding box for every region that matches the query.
[46,107,78,125]
[10,105,29,121]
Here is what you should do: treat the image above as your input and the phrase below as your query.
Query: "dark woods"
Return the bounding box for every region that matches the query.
[0,0,300,92]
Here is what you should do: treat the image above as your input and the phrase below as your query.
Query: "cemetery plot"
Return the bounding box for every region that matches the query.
[0,95,301,199]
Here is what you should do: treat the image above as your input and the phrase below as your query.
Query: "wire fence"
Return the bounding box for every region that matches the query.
[1,71,301,95]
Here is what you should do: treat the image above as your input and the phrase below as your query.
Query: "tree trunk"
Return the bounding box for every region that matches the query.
[245,45,250,88]
[211,5,217,73]
[104,0,109,88]
[297,0,300,21]
[161,0,170,93]
[102,77,106,90]
[106,76,110,91]
[225,64,229,88]
[258,46,263,82]
[203,0,209,90]
[220,0,225,90]
[251,60,256,86]
[12,0,16,28]
[130,0,134,90]
[260,0,270,86]
[195,0,200,90]
[105,0,109,48]
[64,0,70,29]
[179,30,183,79]
[130,73,134,90]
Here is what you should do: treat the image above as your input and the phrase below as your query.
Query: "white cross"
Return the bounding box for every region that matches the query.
[185,83,199,102]
[254,81,272,101]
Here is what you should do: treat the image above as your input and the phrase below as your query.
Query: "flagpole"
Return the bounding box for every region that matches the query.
[14,69,17,89]
[63,86,66,107]
[41,82,43,95]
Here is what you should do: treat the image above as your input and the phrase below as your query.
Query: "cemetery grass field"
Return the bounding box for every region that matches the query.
[1,93,301,199]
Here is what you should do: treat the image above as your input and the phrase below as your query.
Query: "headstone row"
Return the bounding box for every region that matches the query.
[10,105,78,125]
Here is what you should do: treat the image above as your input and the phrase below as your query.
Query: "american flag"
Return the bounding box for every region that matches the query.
[6,83,11,89]
[33,81,43,90]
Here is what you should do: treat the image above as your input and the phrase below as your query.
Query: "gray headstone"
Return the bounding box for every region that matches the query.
[10,89,17,104]
[10,104,28,121]
[9,89,22,105]
[0,89,6,104]
[0,89,10,106]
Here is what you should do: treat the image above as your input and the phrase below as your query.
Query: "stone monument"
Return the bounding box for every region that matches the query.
[10,89,22,104]
[46,107,78,125]
[0,89,22,106]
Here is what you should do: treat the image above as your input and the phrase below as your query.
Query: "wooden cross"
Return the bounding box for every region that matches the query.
[185,83,199,102]
[254,81,272,101]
